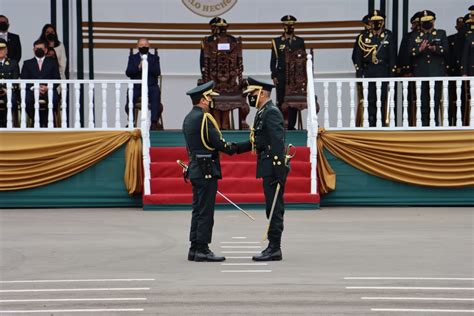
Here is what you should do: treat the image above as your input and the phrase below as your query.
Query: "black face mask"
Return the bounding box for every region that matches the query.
[138,46,149,55]
[218,27,227,35]
[248,94,258,108]
[284,26,294,34]
[422,21,433,30]
[46,33,57,41]
[0,22,8,32]
[34,48,45,58]
[373,22,383,31]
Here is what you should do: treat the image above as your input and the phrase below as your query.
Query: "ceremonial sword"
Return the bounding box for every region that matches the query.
[263,144,296,241]
[176,160,255,221]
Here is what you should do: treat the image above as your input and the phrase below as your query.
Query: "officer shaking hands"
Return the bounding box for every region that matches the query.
[234,77,287,261]
[183,80,237,262]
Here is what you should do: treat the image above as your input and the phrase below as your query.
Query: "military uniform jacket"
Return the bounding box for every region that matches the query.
[0,58,20,80]
[236,100,286,179]
[408,28,449,77]
[461,27,474,76]
[353,29,397,77]
[270,35,306,79]
[183,106,234,179]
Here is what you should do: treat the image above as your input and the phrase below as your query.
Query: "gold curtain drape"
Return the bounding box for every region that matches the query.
[317,129,474,194]
[0,130,143,194]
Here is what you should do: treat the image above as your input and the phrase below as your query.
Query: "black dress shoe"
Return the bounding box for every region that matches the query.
[252,248,282,261]
[188,248,195,261]
[194,248,225,262]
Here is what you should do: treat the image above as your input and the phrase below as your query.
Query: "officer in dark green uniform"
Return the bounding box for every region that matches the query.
[199,17,219,76]
[461,6,474,125]
[447,16,465,125]
[270,15,306,130]
[353,10,397,127]
[352,14,370,127]
[0,38,19,127]
[398,12,420,126]
[408,10,449,126]
[234,77,287,261]
[183,80,237,262]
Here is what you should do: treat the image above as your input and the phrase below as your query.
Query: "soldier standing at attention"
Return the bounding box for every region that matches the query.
[271,15,305,130]
[461,6,474,125]
[353,10,397,127]
[408,10,449,126]
[183,81,237,262]
[234,78,287,261]
[0,38,19,127]
[447,17,465,126]
[200,17,219,77]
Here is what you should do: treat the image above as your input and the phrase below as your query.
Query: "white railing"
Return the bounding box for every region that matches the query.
[0,55,151,194]
[305,53,474,195]
[311,76,474,130]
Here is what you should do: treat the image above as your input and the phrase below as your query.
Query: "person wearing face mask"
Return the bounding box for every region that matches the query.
[0,15,21,64]
[460,6,474,126]
[352,14,370,127]
[0,39,20,128]
[39,24,67,79]
[270,15,305,130]
[397,12,420,126]
[182,80,237,262]
[353,10,397,127]
[408,10,449,126]
[201,18,243,130]
[125,37,162,130]
[20,39,60,128]
[233,77,287,261]
[200,17,219,77]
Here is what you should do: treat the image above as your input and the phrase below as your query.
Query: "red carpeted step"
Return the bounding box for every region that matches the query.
[143,192,320,205]
[150,177,310,195]
[149,146,310,163]
[151,161,311,178]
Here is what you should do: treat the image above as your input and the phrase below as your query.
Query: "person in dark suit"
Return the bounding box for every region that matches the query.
[460,7,474,126]
[0,15,22,64]
[271,15,306,130]
[0,39,20,127]
[353,10,397,127]
[183,81,237,262]
[125,38,162,130]
[234,78,287,262]
[408,10,449,126]
[20,39,60,128]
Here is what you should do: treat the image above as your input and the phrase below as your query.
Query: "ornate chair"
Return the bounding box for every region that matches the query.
[280,47,307,130]
[202,37,249,130]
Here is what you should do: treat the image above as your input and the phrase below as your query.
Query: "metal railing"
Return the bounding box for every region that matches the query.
[0,55,151,194]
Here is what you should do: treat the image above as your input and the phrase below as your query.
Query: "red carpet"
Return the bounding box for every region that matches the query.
[143,146,320,206]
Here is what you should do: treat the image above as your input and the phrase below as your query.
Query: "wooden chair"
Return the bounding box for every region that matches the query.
[281,47,308,130]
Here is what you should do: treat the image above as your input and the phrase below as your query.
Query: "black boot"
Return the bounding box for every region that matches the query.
[188,243,197,261]
[252,243,282,261]
[194,244,225,262]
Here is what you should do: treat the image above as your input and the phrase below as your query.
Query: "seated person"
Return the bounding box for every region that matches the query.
[125,38,162,130]
[20,39,60,127]
[0,38,20,127]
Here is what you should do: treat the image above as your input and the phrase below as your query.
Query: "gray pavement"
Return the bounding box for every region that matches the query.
[0,207,473,315]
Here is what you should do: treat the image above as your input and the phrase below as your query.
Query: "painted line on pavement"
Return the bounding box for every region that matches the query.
[362,297,474,301]
[0,298,147,303]
[371,309,474,313]
[0,308,144,313]
[221,270,272,273]
[0,279,155,284]
[345,277,474,281]
[0,288,150,293]
[221,263,268,266]
[347,287,474,290]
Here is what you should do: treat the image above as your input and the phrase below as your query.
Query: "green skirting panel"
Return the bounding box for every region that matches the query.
[321,150,474,206]
[150,130,308,147]
[0,145,142,208]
